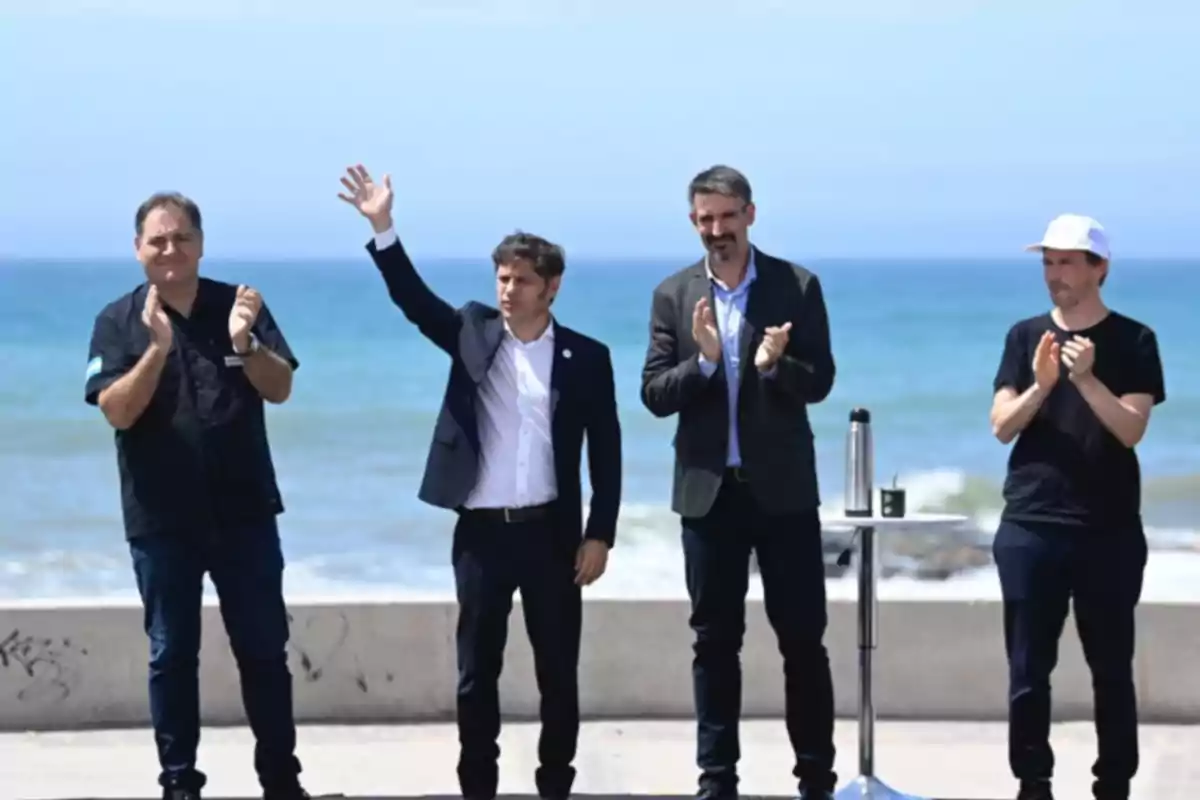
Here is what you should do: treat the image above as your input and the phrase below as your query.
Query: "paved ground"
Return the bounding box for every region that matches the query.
[3,719,1198,800]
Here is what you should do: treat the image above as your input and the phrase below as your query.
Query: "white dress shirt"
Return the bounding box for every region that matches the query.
[463,321,558,509]
[375,226,559,510]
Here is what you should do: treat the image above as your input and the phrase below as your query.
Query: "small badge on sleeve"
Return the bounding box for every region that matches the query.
[85,356,102,379]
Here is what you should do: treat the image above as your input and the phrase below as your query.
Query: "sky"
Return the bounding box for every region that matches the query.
[1,1,1198,259]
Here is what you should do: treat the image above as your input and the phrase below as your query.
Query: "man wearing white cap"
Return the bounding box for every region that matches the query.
[988,214,1166,800]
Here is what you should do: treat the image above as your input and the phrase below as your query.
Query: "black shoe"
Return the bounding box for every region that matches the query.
[798,790,834,800]
[164,790,201,800]
[1017,780,1053,800]
[263,786,310,800]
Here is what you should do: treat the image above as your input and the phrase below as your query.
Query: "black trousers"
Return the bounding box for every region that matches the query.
[129,518,302,794]
[452,510,583,799]
[681,477,836,797]
[993,518,1148,799]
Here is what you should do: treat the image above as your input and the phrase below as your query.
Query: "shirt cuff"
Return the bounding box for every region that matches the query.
[698,354,718,377]
[374,226,399,250]
[759,363,778,378]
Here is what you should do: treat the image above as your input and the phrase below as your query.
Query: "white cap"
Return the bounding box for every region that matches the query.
[1025,213,1110,259]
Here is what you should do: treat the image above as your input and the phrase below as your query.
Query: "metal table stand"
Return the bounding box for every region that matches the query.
[834,518,924,800]
[832,408,968,800]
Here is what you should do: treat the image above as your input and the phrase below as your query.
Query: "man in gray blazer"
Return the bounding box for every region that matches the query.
[641,165,837,800]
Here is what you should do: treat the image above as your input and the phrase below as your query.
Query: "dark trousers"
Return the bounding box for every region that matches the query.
[993,518,1148,799]
[452,511,583,799]
[129,518,301,793]
[681,477,836,797]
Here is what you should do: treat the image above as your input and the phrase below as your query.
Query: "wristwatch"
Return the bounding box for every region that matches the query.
[233,332,261,357]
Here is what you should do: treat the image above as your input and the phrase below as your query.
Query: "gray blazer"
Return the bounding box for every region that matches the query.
[640,247,835,518]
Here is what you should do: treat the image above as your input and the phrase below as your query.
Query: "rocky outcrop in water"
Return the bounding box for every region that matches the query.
[815,522,994,580]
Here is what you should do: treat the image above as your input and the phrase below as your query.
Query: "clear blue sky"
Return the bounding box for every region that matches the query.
[2,1,1197,259]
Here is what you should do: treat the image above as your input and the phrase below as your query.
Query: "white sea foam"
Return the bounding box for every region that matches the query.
[270,549,1200,605]
[2,469,1197,602]
[6,533,1200,605]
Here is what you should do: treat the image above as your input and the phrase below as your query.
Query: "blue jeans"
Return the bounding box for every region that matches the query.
[130,518,302,792]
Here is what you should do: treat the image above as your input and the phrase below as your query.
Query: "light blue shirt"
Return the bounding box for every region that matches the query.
[698,251,758,467]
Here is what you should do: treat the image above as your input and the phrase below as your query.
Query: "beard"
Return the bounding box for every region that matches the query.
[704,234,738,261]
[1048,281,1082,309]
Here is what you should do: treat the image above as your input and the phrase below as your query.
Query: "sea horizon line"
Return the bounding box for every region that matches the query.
[4,254,1200,267]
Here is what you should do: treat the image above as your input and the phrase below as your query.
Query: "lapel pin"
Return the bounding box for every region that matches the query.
[562,348,572,359]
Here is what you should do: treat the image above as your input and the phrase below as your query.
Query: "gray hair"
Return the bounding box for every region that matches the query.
[688,165,752,205]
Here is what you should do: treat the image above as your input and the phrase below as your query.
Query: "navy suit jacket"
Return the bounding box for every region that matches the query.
[366,237,623,546]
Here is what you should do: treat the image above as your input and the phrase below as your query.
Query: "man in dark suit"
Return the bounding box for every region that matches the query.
[641,165,837,800]
[336,164,621,800]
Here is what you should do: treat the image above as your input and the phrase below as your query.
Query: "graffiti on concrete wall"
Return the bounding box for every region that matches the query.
[0,629,88,703]
[286,610,395,694]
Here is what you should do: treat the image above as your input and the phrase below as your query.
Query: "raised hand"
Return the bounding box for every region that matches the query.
[1032,330,1061,391]
[229,285,262,349]
[755,322,792,371]
[141,285,172,348]
[1061,334,1095,381]
[692,297,721,362]
[337,164,394,231]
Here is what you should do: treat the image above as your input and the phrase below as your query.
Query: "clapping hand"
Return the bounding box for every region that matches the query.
[229,285,262,350]
[337,164,394,230]
[692,298,721,362]
[754,322,792,371]
[1032,330,1061,391]
[141,286,172,347]
[1061,334,1095,381]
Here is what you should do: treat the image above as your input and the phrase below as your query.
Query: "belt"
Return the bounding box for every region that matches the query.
[459,501,556,524]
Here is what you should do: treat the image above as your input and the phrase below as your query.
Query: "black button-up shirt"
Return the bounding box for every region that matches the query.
[84,278,299,540]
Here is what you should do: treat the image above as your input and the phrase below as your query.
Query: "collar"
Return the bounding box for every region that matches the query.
[502,317,556,348]
[147,277,206,320]
[704,245,757,292]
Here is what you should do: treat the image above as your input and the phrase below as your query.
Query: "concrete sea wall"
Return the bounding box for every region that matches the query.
[1,598,1198,731]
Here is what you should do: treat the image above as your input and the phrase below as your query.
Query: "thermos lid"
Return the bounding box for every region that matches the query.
[849,407,871,423]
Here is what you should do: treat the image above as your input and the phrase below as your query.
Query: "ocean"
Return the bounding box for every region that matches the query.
[2,255,1198,602]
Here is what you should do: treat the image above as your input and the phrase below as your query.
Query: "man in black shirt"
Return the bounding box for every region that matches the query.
[84,192,309,800]
[989,214,1165,800]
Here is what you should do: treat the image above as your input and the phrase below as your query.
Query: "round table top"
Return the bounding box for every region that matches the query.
[820,511,969,529]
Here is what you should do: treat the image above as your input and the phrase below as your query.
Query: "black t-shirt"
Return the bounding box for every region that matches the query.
[84,278,299,540]
[993,311,1165,528]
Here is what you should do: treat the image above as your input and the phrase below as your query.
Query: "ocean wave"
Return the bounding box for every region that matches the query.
[887,468,1200,549]
[1,469,1196,601]
[8,549,1200,605]
[615,467,1200,551]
